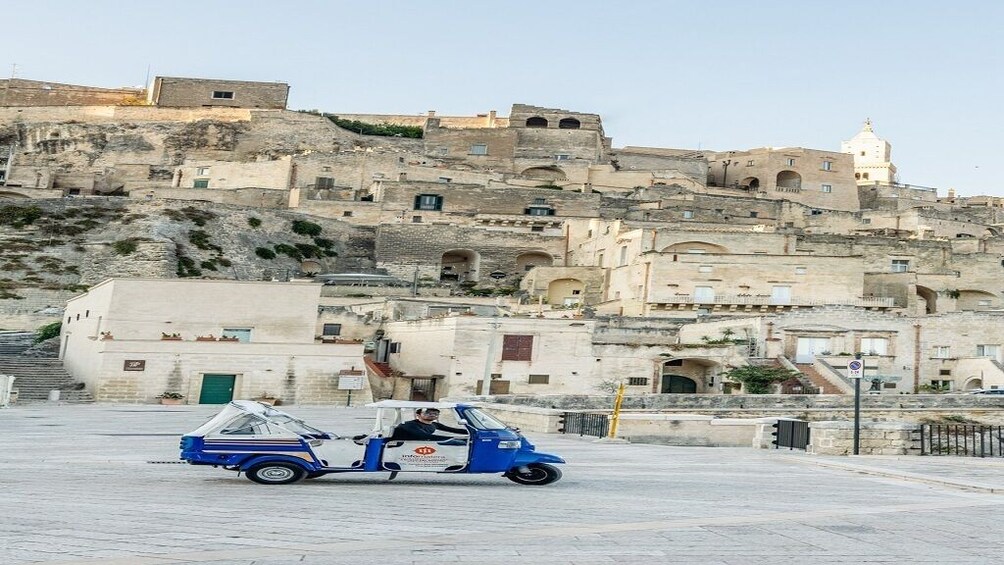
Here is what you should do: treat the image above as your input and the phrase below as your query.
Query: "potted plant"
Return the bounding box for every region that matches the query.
[161,332,182,341]
[195,335,217,342]
[100,331,114,340]
[157,392,185,405]
[254,392,280,406]
[218,336,240,342]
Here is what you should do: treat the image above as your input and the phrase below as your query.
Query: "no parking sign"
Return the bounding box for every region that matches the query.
[847,359,864,379]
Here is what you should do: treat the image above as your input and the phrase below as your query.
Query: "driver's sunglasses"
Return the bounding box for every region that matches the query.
[422,411,440,417]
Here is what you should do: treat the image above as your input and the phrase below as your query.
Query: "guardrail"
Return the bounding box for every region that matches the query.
[559,412,609,437]
[920,424,1004,457]
[655,294,895,308]
[772,419,810,450]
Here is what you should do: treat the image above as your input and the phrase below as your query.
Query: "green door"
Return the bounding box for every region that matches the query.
[199,374,236,404]
[662,375,697,394]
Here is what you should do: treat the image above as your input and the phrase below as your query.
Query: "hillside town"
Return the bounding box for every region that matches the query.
[1,74,1004,408]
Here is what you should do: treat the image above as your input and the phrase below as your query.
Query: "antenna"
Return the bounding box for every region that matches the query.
[144,64,151,88]
[9,63,16,79]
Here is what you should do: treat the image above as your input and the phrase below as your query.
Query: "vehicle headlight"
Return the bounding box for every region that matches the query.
[498,440,521,449]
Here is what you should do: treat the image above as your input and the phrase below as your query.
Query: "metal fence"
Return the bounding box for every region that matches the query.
[772,419,810,450]
[560,412,609,437]
[920,424,1004,457]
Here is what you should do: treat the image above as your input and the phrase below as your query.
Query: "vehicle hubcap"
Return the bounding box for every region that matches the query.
[260,467,294,481]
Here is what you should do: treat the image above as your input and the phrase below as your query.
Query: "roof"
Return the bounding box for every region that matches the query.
[366,400,471,409]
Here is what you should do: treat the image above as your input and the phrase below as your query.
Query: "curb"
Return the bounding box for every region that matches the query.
[776,454,1002,494]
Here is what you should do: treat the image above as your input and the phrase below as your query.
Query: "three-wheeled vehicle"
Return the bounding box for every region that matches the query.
[179,400,565,485]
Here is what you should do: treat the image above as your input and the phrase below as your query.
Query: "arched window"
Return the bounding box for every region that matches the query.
[776,170,802,189]
[525,117,548,128]
[558,118,581,129]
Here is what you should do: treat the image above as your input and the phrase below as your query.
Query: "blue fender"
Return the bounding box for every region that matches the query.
[511,451,565,467]
[238,455,318,472]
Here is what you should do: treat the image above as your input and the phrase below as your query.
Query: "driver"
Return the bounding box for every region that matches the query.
[390,408,468,441]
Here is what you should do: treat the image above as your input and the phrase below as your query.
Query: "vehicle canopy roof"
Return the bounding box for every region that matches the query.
[366,400,474,410]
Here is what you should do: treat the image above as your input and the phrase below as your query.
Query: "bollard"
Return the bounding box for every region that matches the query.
[48,389,61,402]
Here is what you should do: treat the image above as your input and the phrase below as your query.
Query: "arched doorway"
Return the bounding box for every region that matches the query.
[964,377,983,391]
[440,250,480,283]
[515,251,553,273]
[916,285,938,314]
[525,117,548,128]
[558,118,581,129]
[546,278,584,307]
[776,170,802,189]
[739,177,760,190]
[521,167,567,182]
[660,241,730,254]
[662,375,697,393]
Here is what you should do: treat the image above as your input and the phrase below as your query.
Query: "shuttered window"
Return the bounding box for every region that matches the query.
[501,334,533,361]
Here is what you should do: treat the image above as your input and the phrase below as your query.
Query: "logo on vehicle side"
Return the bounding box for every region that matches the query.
[413,446,436,455]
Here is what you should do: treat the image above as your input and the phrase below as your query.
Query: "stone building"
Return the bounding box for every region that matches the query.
[60,279,371,404]
[841,120,897,185]
[148,77,289,109]
[0,78,144,107]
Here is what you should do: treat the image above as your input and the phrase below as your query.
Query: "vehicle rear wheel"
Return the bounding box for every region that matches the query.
[245,462,307,485]
[505,463,562,486]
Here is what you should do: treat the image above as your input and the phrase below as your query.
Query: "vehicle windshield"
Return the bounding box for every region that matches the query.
[462,408,509,430]
[219,412,326,437]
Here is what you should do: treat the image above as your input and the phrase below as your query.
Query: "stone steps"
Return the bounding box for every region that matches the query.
[795,363,844,395]
[0,355,94,403]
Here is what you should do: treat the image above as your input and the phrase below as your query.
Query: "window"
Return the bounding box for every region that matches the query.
[618,246,628,266]
[810,209,823,216]
[628,377,649,386]
[698,265,713,273]
[222,328,252,343]
[786,158,795,166]
[862,172,869,180]
[322,323,342,336]
[747,160,754,166]
[939,369,952,376]
[859,337,888,356]
[933,346,950,359]
[412,216,423,223]
[749,211,758,218]
[211,91,235,99]
[821,184,832,193]
[555,154,571,161]
[683,210,694,219]
[315,177,335,190]
[196,167,210,176]
[414,194,443,211]
[891,259,910,273]
[530,226,544,232]
[795,266,807,275]
[860,151,866,156]
[322,166,332,172]
[469,144,488,155]
[193,179,209,189]
[342,210,353,217]
[976,344,1000,359]
[822,161,832,171]
[501,335,533,361]
[389,342,401,354]
[526,206,555,216]
[596,252,604,266]
[771,286,791,305]
[528,374,550,384]
[861,218,871,224]
[438,177,452,183]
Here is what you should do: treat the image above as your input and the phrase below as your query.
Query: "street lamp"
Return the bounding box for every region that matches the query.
[721,159,732,187]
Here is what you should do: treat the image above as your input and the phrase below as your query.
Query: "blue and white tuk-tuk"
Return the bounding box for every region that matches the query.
[179,400,565,485]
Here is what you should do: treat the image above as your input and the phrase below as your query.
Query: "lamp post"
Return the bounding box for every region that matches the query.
[847,354,864,455]
[721,159,732,187]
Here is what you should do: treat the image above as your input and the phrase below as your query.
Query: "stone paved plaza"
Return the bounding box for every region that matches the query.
[2,404,1004,565]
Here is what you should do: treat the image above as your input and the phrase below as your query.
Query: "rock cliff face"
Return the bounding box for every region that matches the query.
[0,198,376,329]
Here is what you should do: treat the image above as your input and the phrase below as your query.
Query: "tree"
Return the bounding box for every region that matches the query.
[720,365,799,394]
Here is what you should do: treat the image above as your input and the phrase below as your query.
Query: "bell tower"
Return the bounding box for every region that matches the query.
[841,119,897,185]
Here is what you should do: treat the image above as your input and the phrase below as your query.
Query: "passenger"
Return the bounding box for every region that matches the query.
[390,408,468,441]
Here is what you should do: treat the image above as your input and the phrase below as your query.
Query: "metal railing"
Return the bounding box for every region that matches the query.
[773,419,810,450]
[559,412,609,437]
[920,424,1004,457]
[656,294,895,308]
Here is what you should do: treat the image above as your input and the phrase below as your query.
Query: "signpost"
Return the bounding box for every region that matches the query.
[338,375,364,407]
[847,357,863,455]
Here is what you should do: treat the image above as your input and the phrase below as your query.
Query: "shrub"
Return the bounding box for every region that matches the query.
[720,366,799,394]
[327,116,423,138]
[112,239,139,255]
[35,321,62,343]
[255,247,276,260]
[0,205,44,228]
[176,256,201,278]
[200,260,218,271]
[294,243,324,259]
[291,220,322,237]
[313,237,334,249]
[247,217,262,228]
[274,244,304,261]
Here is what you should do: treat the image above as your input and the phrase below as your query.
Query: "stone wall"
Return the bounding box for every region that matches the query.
[379,181,602,218]
[0,79,143,107]
[616,413,769,446]
[806,421,920,455]
[150,77,289,109]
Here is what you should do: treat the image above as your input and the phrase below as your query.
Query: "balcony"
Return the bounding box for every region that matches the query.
[653,294,895,308]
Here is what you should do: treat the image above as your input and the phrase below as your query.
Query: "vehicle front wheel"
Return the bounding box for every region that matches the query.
[245,462,307,485]
[505,463,562,486]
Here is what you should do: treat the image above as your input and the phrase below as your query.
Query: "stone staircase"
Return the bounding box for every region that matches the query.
[795,363,845,395]
[0,355,94,403]
[0,331,35,355]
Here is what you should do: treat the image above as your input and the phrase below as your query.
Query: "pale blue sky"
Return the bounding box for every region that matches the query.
[6,1,1002,195]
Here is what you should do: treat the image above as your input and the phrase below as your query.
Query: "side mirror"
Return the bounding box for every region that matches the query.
[457,419,468,427]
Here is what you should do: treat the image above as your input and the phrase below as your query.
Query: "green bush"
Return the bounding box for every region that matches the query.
[327,116,423,139]
[112,239,139,255]
[35,321,62,343]
[247,217,262,228]
[274,244,304,261]
[200,260,218,271]
[720,366,799,394]
[291,220,323,237]
[313,237,334,249]
[176,256,201,278]
[0,205,43,228]
[255,247,276,260]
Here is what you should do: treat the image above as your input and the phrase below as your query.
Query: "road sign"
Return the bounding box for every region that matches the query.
[847,359,864,379]
[338,376,365,390]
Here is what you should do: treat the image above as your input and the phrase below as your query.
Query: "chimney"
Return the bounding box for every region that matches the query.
[427,110,436,117]
[948,188,956,198]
